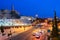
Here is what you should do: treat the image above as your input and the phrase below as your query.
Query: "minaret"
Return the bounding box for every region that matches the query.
[11,4,14,11]
[10,4,15,18]
[51,10,59,37]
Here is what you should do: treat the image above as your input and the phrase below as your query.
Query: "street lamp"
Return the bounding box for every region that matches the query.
[24,26,25,30]
[24,24,26,30]
[35,14,38,18]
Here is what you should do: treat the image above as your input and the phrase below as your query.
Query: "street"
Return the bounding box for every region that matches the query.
[5,26,48,40]
[7,27,35,40]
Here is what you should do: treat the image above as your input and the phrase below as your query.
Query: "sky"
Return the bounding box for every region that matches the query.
[0,0,60,18]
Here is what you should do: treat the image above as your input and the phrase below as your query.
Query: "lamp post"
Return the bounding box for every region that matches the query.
[24,24,25,30]
[35,14,38,18]
[24,26,25,30]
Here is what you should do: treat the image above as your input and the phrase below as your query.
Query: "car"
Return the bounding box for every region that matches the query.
[32,32,40,36]
[41,30,45,34]
[32,30,38,36]
[35,35,40,39]
[32,32,36,36]
[38,30,42,33]
[35,32,40,39]
[32,30,42,39]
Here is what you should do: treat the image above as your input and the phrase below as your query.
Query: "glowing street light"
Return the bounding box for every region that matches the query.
[35,14,38,18]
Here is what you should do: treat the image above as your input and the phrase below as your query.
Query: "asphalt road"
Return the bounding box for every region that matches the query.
[8,27,35,40]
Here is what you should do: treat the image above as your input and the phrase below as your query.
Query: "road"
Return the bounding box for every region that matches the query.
[7,27,35,40]
[6,27,48,40]
[31,28,48,40]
